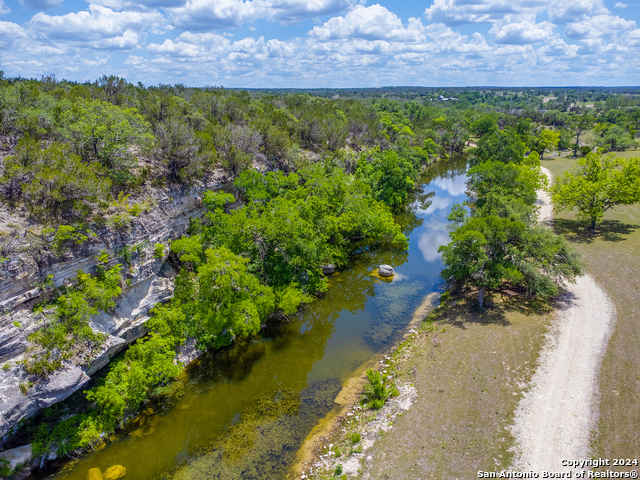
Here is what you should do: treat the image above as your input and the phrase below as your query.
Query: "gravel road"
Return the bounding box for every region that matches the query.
[510,167,616,472]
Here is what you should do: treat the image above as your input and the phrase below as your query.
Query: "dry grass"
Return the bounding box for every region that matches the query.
[542,153,640,462]
[362,292,552,479]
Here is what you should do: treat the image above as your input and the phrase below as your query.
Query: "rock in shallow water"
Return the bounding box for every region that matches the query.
[321,264,335,275]
[104,464,126,480]
[86,468,104,480]
[378,265,395,277]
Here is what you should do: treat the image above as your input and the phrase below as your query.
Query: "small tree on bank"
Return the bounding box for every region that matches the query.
[551,153,640,231]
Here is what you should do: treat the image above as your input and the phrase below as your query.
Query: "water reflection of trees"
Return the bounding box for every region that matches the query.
[423,154,468,183]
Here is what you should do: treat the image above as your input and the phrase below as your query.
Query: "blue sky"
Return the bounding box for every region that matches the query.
[0,0,638,87]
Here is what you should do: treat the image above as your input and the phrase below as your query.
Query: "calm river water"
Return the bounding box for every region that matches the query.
[38,157,467,480]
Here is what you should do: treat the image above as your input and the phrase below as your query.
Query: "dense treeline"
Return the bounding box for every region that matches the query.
[2,74,639,463]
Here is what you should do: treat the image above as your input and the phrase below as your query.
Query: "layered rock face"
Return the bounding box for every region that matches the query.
[0,175,229,438]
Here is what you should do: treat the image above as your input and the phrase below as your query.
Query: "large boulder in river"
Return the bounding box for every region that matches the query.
[378,265,395,277]
[321,264,336,275]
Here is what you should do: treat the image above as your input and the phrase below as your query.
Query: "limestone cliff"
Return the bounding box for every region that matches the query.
[0,170,231,438]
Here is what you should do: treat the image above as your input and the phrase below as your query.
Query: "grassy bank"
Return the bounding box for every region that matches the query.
[541,151,640,463]
[360,293,552,478]
[304,290,553,479]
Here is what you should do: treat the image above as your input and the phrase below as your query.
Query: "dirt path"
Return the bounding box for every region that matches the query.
[510,167,616,472]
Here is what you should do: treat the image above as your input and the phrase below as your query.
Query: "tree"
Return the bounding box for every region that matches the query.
[471,127,526,166]
[471,114,497,138]
[570,114,594,157]
[467,160,546,222]
[551,153,640,230]
[155,118,215,182]
[439,213,581,308]
[0,139,111,222]
[535,129,560,158]
[356,149,417,212]
[188,247,276,348]
[59,99,152,188]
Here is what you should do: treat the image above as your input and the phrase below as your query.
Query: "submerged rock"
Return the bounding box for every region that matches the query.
[104,465,126,480]
[86,468,104,480]
[378,265,395,277]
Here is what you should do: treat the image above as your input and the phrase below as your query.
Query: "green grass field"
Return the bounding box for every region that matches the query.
[542,150,640,462]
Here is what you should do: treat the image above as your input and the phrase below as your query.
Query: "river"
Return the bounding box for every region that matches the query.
[35,156,468,480]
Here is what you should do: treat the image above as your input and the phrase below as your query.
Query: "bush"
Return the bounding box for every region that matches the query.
[0,458,11,476]
[26,265,122,376]
[154,243,165,259]
[362,368,399,410]
[44,225,94,254]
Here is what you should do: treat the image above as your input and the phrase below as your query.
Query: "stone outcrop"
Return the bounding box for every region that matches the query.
[87,468,104,480]
[0,362,90,437]
[321,264,336,275]
[0,171,230,438]
[378,264,395,277]
[0,444,32,472]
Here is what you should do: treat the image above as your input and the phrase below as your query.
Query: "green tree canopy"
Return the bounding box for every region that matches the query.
[551,152,640,230]
[534,129,560,158]
[59,99,152,188]
[439,213,581,308]
[467,160,546,221]
[0,138,111,222]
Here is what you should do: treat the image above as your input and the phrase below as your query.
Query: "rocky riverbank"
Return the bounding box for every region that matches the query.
[0,167,230,446]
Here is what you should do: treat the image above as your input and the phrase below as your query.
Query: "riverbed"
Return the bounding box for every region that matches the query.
[35,156,467,480]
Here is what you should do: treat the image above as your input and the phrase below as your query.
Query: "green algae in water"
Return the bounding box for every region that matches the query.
[169,379,342,480]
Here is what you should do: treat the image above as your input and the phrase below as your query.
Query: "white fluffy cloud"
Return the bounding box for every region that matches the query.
[0,21,26,47]
[547,0,608,23]
[27,5,168,48]
[89,0,186,10]
[425,0,612,26]
[565,14,635,39]
[425,0,549,25]
[490,17,555,44]
[0,0,638,86]
[309,5,421,41]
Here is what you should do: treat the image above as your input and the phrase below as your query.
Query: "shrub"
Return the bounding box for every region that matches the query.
[26,265,122,376]
[44,225,94,254]
[0,458,11,476]
[347,432,361,445]
[362,368,399,410]
[154,243,165,259]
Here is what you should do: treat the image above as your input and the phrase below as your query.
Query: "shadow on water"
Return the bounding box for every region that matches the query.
[36,156,469,480]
